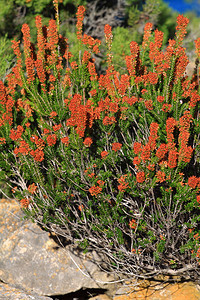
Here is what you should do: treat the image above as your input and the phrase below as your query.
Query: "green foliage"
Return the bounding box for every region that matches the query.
[0,35,14,81]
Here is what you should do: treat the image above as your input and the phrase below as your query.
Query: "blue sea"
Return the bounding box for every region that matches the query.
[163,0,200,15]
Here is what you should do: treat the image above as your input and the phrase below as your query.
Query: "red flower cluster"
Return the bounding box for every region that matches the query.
[157,96,164,103]
[156,170,166,183]
[14,140,31,156]
[112,142,122,152]
[101,151,108,159]
[133,142,142,154]
[129,218,137,229]
[162,104,172,112]
[30,149,44,162]
[118,174,130,192]
[188,176,199,189]
[30,135,45,150]
[156,143,168,160]
[20,198,30,208]
[136,171,145,183]
[66,94,87,137]
[46,134,57,146]
[26,57,35,83]
[140,144,151,163]
[195,37,200,58]
[103,116,116,126]
[28,183,37,194]
[89,185,102,196]
[82,50,91,64]
[53,124,62,131]
[83,137,93,147]
[81,34,101,54]
[0,137,6,145]
[133,156,141,167]
[61,136,69,145]
[10,125,24,141]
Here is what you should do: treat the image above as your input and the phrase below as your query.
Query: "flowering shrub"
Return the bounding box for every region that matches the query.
[1,3,200,280]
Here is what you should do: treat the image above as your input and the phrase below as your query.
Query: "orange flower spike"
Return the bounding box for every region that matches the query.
[76,6,86,40]
[11,40,22,62]
[35,15,46,60]
[21,23,31,57]
[88,61,97,81]
[175,15,189,45]
[154,29,164,50]
[166,117,177,150]
[26,57,35,83]
[142,22,153,50]
[130,41,140,57]
[47,19,59,52]
[104,24,113,45]
[148,122,159,151]
[156,171,166,183]
[140,144,151,163]
[168,150,178,169]
[156,143,168,160]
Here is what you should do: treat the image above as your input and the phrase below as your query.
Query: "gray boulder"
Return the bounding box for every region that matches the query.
[0,282,52,300]
[0,199,115,297]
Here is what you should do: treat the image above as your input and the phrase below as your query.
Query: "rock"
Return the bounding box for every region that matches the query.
[114,280,200,300]
[0,199,115,297]
[89,295,112,300]
[0,282,52,300]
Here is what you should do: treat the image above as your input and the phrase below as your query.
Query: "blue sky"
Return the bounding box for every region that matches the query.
[163,0,200,15]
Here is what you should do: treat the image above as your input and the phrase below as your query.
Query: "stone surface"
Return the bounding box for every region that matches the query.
[114,281,200,300]
[0,198,114,297]
[89,295,111,300]
[0,282,52,300]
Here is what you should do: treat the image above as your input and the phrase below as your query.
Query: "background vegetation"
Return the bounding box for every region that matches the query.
[0,0,199,82]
